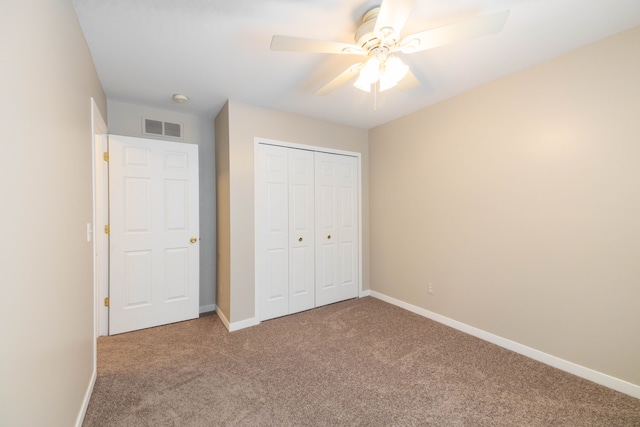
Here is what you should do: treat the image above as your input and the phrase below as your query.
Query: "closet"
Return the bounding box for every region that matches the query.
[256,143,359,321]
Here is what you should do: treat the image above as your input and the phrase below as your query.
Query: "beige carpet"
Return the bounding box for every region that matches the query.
[83,297,640,426]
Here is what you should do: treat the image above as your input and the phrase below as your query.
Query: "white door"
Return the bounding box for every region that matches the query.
[257,144,315,321]
[287,148,315,314]
[257,144,289,320]
[108,135,199,335]
[315,152,358,307]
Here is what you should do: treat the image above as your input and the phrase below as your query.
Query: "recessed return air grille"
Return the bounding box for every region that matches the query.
[143,118,183,139]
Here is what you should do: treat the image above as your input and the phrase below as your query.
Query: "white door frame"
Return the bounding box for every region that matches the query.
[91,99,108,338]
[94,133,109,337]
[253,137,363,323]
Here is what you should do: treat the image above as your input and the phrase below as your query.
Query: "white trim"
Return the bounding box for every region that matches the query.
[86,98,106,426]
[216,305,260,332]
[91,98,108,340]
[199,304,216,314]
[256,136,362,157]
[369,290,640,399]
[357,156,363,299]
[229,317,260,332]
[253,137,364,323]
[91,100,108,335]
[95,134,109,337]
[253,141,261,323]
[215,309,259,332]
[360,289,371,297]
[75,370,96,427]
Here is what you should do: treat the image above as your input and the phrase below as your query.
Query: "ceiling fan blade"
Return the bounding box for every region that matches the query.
[271,35,365,55]
[397,68,420,90]
[313,62,364,95]
[374,0,416,37]
[399,9,510,54]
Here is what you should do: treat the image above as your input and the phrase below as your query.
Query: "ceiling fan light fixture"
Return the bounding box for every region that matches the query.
[360,58,381,83]
[270,1,511,96]
[353,57,381,92]
[384,56,409,82]
[353,76,372,92]
[378,73,398,92]
[354,55,409,93]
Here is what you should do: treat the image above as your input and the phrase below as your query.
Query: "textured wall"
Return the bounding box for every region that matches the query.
[0,0,106,425]
[369,27,640,386]
[224,101,369,323]
[214,102,231,320]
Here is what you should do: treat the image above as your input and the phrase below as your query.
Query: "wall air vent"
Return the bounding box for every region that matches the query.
[142,118,183,139]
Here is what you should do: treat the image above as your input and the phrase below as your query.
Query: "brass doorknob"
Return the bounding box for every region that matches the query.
[298,237,303,242]
[190,237,198,243]
[327,235,331,239]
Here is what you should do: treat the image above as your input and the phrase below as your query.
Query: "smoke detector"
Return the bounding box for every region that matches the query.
[172,94,189,104]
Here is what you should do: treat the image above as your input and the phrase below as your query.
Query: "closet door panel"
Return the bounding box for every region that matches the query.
[315,152,358,307]
[266,248,287,301]
[315,154,337,306]
[288,149,315,314]
[336,156,359,301]
[258,144,359,320]
[257,145,289,321]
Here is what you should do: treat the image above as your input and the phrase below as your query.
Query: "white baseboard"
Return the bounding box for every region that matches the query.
[215,308,259,332]
[224,292,375,332]
[76,369,96,427]
[229,316,260,332]
[199,304,216,314]
[369,290,640,399]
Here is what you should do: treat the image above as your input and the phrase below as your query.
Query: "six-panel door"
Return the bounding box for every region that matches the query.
[109,135,199,335]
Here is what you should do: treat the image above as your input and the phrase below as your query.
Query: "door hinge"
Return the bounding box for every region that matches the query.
[103,152,109,162]
[104,297,110,307]
[104,224,110,234]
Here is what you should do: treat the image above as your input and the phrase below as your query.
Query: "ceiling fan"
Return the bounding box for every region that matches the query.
[270,0,510,95]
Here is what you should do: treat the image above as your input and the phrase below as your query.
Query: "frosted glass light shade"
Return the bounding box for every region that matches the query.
[353,57,381,92]
[353,55,409,93]
[379,73,398,92]
[353,76,373,92]
[385,56,409,82]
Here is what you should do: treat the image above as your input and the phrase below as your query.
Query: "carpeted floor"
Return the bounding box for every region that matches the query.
[83,297,640,426]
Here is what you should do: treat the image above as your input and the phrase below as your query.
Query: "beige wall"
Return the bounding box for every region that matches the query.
[369,27,640,386]
[214,102,231,319]
[107,100,217,309]
[221,100,369,323]
[0,1,107,425]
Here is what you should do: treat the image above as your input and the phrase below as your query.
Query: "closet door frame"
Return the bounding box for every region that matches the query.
[254,137,363,323]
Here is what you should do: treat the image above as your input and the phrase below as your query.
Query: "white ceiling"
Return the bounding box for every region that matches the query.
[72,0,640,129]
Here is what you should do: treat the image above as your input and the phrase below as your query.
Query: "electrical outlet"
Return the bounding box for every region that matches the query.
[428,283,433,295]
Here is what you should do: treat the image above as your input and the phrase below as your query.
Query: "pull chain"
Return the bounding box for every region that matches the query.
[373,81,378,112]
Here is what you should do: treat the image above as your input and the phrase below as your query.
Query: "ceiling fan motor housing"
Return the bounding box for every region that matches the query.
[355,7,401,54]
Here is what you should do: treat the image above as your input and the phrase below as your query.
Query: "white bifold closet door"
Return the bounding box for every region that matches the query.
[257,145,316,321]
[256,144,358,322]
[314,151,359,307]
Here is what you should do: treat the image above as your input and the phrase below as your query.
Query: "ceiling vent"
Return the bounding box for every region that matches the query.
[143,118,183,139]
